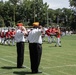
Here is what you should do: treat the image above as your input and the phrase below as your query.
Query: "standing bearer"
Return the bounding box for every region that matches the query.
[15,23,27,68]
[28,22,43,73]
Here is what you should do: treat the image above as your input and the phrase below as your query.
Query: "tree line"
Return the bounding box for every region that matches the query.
[0,0,76,30]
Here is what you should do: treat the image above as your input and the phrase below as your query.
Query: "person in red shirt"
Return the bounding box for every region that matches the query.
[10,28,16,46]
[0,30,5,44]
[5,29,12,45]
[55,25,61,47]
[45,26,52,43]
[50,26,56,43]
[0,29,5,44]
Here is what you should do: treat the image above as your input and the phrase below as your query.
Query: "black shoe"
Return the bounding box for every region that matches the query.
[32,70,42,74]
[37,71,42,73]
[17,66,26,68]
[55,45,57,47]
[59,45,61,47]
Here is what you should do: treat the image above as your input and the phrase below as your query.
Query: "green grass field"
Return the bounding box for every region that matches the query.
[0,34,76,75]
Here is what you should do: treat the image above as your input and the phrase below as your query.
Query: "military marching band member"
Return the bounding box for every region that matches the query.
[50,26,56,43]
[5,29,11,45]
[0,29,6,45]
[15,22,27,68]
[10,28,16,46]
[28,22,43,73]
[55,25,61,47]
[45,26,52,43]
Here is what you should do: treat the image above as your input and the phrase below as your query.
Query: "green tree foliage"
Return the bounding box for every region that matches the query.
[0,0,75,30]
[0,15,5,27]
[69,0,76,30]
[69,0,76,7]
[0,1,4,27]
[9,0,20,26]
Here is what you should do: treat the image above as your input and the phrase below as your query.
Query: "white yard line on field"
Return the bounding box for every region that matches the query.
[0,57,50,75]
[5,54,29,58]
[42,64,76,69]
[0,72,11,75]
[42,55,76,64]
[0,57,30,69]
[58,70,73,75]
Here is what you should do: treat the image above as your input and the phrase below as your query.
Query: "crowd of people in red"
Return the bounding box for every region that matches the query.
[0,25,62,47]
[45,25,62,47]
[0,28,16,45]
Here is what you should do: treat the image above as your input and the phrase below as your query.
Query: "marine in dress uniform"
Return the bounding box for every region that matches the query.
[55,25,61,47]
[28,22,43,73]
[10,28,16,46]
[45,26,52,43]
[15,23,27,68]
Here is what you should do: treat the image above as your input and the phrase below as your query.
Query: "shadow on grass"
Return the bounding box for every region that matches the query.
[1,66,32,74]
[1,66,17,69]
[13,71,33,75]
[49,46,56,47]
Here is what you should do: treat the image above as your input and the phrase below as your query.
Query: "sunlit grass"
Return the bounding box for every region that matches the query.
[0,34,76,75]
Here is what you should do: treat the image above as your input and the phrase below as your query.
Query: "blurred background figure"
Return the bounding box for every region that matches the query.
[55,25,61,47]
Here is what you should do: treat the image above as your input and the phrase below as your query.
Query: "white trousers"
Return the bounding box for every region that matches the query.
[56,38,61,46]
